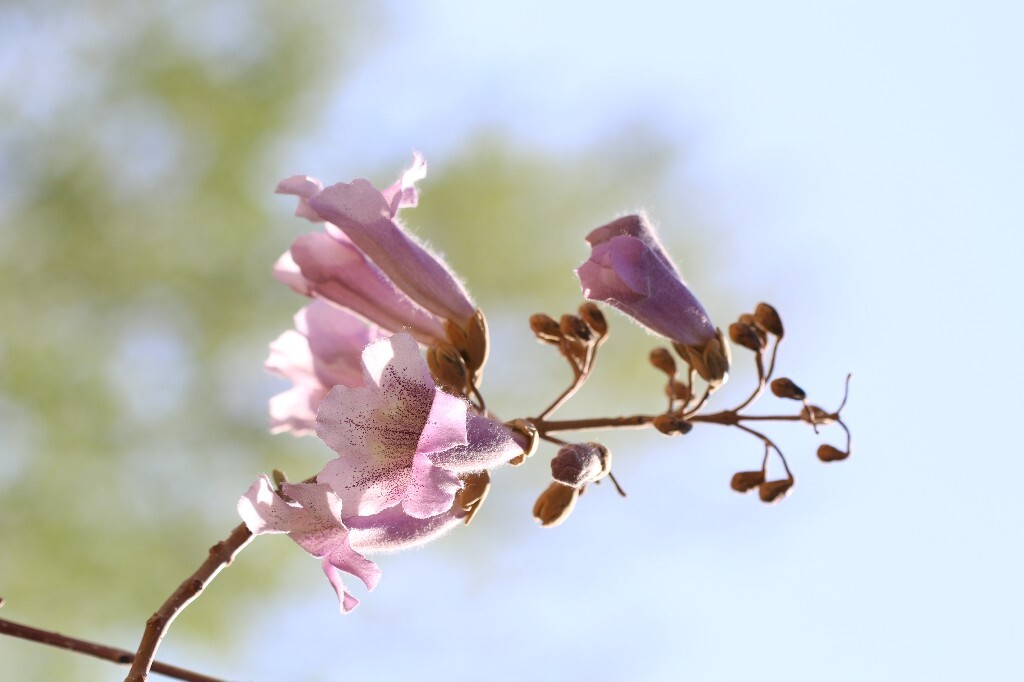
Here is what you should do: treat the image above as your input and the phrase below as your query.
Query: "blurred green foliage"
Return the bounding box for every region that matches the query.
[0,2,721,679]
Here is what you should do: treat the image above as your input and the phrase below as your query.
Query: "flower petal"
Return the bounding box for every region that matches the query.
[290,232,447,345]
[347,503,466,553]
[427,413,523,473]
[402,452,463,519]
[381,153,427,213]
[276,175,325,223]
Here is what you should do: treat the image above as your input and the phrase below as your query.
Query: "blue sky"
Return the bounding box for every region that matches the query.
[182,2,1023,680]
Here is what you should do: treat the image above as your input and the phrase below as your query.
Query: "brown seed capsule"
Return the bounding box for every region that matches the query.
[729,321,766,352]
[464,309,489,374]
[649,347,677,375]
[456,471,491,525]
[730,470,766,493]
[701,329,731,388]
[758,478,794,504]
[427,343,468,394]
[533,482,580,528]
[560,314,592,342]
[530,314,563,344]
[578,302,608,336]
[817,444,849,462]
[770,377,806,400]
[754,302,784,337]
[665,379,692,403]
[653,414,693,435]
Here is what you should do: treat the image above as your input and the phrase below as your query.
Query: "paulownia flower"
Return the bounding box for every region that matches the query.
[275,155,475,343]
[316,332,522,519]
[265,300,383,436]
[576,214,715,348]
[238,475,466,613]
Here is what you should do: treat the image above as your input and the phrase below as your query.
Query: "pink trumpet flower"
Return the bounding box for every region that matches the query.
[275,155,475,343]
[316,333,523,519]
[576,214,716,348]
[238,475,466,613]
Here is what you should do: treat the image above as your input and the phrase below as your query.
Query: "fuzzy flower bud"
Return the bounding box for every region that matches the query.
[550,442,611,488]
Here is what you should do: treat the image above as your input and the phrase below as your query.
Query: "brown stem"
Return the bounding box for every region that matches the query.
[124,523,254,682]
[535,415,655,434]
[0,614,231,682]
[534,410,807,434]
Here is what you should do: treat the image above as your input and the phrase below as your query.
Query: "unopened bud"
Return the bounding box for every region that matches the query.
[649,347,677,375]
[729,321,766,352]
[653,414,693,435]
[578,302,608,336]
[758,478,794,504]
[560,314,592,342]
[754,302,784,337]
[770,377,806,400]
[530,314,563,344]
[730,470,765,493]
[551,442,610,487]
[533,482,580,527]
[817,444,848,462]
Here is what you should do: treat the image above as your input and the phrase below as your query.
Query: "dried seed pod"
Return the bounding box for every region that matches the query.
[758,478,794,504]
[729,321,766,352]
[653,414,693,435]
[730,470,765,493]
[770,377,806,400]
[649,347,677,375]
[530,314,563,344]
[560,314,592,342]
[817,444,849,462]
[533,482,580,528]
[578,302,608,336]
[754,302,784,337]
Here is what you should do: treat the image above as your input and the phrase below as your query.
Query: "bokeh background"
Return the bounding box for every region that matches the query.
[2,1,1021,680]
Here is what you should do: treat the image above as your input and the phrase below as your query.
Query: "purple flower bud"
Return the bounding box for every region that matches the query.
[550,442,610,488]
[576,214,715,348]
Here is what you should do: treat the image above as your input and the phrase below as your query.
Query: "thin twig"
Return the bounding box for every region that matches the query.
[124,523,254,682]
[0,614,232,682]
